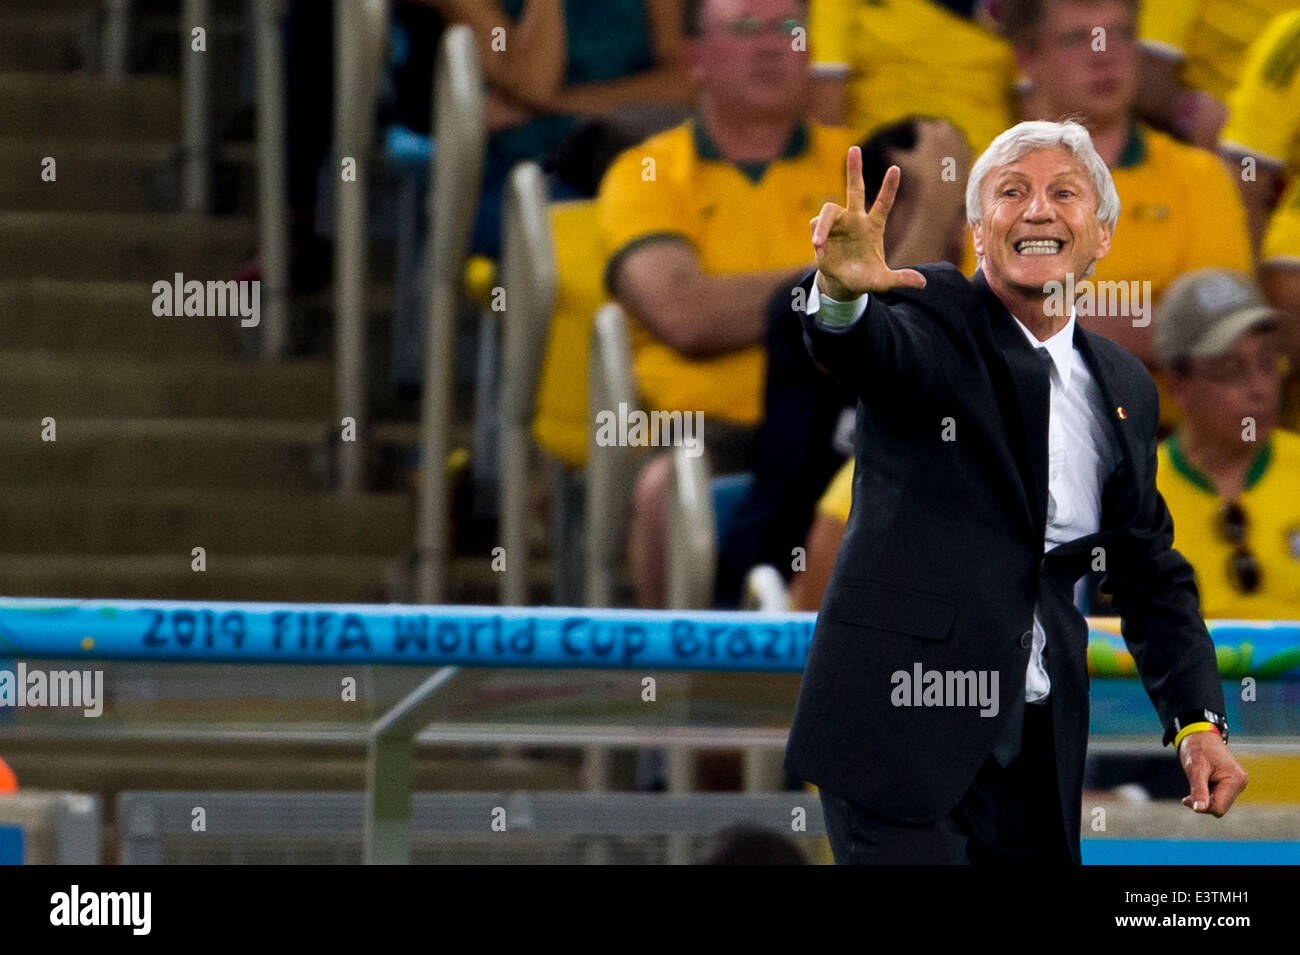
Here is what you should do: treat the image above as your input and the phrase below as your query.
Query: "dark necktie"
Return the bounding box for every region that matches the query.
[991,346,1053,768]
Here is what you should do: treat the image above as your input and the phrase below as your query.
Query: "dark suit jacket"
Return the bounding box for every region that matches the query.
[782,264,1225,863]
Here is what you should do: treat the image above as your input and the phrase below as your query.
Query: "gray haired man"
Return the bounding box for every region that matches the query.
[784,120,1247,864]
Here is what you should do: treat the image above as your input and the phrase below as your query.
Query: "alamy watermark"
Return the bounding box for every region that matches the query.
[50,886,151,935]
[891,663,999,717]
[0,663,103,717]
[1043,272,1151,327]
[594,402,703,458]
[152,272,260,327]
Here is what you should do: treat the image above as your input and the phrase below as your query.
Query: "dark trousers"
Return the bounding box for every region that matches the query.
[821,702,1074,864]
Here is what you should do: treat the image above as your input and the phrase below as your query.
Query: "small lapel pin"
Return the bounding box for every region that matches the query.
[1116,406,1127,420]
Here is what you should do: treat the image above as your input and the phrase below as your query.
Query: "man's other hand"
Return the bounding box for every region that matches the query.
[810,147,927,301]
[1179,731,1248,817]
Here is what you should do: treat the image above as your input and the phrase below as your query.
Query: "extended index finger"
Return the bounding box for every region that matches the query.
[868,164,902,226]
[845,145,865,213]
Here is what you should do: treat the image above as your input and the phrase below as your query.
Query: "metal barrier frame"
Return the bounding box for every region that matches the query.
[416,25,487,601]
[332,0,389,493]
[584,304,638,606]
[498,163,557,606]
[252,0,290,359]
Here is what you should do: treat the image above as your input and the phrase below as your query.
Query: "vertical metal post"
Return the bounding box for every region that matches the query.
[498,162,555,606]
[181,0,212,212]
[584,304,637,607]
[666,747,696,865]
[104,0,132,80]
[254,0,290,359]
[415,25,486,602]
[666,444,716,610]
[582,744,611,865]
[363,666,460,864]
[332,0,387,492]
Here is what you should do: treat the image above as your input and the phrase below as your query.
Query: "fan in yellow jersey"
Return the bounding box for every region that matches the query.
[1156,269,1300,621]
[597,0,855,608]
[806,0,1018,154]
[1220,9,1300,361]
[1136,0,1297,148]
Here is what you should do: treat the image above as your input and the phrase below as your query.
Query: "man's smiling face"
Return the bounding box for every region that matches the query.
[972,145,1112,298]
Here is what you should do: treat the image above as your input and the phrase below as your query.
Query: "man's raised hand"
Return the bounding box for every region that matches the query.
[810,146,927,300]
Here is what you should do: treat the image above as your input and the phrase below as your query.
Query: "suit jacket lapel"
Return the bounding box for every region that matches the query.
[1071,324,1142,533]
[972,270,1049,541]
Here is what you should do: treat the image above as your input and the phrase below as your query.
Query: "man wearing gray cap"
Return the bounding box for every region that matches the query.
[1157,268,1300,620]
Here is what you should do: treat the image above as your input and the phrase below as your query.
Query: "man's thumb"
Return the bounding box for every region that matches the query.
[892,268,927,290]
[1183,756,1211,811]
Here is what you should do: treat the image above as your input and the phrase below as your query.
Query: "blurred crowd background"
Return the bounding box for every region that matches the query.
[0,0,1298,863]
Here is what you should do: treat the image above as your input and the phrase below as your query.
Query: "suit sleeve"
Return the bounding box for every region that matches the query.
[796,268,960,404]
[1100,375,1226,745]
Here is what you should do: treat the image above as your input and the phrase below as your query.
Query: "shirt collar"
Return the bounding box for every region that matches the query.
[1116,122,1148,170]
[691,112,810,184]
[1011,308,1079,388]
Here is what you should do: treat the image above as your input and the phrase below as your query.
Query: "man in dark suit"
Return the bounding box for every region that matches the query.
[783,120,1249,864]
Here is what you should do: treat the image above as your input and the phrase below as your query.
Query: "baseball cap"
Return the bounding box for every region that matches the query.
[1155,268,1280,367]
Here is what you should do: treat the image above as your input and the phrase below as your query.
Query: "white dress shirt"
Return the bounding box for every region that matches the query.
[808,281,1117,702]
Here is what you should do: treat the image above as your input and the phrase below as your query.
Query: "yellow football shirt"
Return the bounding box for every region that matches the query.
[1222,9,1300,265]
[597,119,855,427]
[808,0,1017,154]
[1140,0,1298,102]
[1098,124,1254,302]
[531,199,604,469]
[1157,428,1300,620]
[1097,125,1254,431]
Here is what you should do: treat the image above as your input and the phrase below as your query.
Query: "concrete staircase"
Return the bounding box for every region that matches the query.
[0,0,414,604]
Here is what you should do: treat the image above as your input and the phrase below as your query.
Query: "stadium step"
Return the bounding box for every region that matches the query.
[0,553,403,603]
[0,487,413,556]
[0,351,332,419]
[0,72,180,140]
[0,418,328,490]
[0,11,246,76]
[0,137,257,214]
[0,280,228,355]
[0,12,93,75]
[0,211,254,281]
[0,417,428,491]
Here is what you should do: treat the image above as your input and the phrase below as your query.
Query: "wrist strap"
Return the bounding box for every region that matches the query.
[1174,721,1219,752]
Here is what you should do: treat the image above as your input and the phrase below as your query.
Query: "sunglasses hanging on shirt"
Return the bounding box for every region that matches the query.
[1217,500,1262,595]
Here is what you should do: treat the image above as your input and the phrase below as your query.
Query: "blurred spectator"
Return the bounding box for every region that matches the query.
[1219,10,1300,358]
[1134,0,1295,148]
[598,0,855,608]
[696,823,809,863]
[1006,0,1254,432]
[417,0,693,259]
[715,118,970,606]
[787,455,852,612]
[0,756,16,794]
[1156,269,1300,619]
[807,0,1017,154]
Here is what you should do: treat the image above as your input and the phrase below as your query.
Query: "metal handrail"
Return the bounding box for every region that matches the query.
[415,24,487,602]
[332,0,389,493]
[253,0,290,359]
[181,0,211,212]
[498,162,557,605]
[667,444,716,609]
[584,304,639,607]
[104,0,132,80]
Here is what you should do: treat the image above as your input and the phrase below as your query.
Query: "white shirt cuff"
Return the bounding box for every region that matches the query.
[808,277,869,327]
